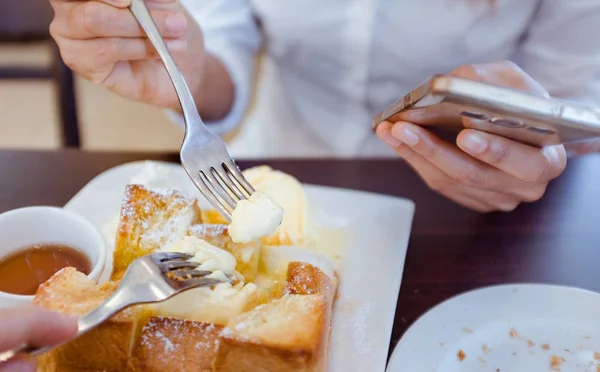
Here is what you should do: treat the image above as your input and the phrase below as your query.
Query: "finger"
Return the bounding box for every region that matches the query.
[451,61,550,97]
[390,122,551,201]
[389,121,511,188]
[456,129,567,184]
[0,355,36,372]
[0,307,77,351]
[58,36,186,81]
[378,122,524,211]
[378,123,490,211]
[397,145,521,211]
[375,121,402,147]
[395,143,503,212]
[377,121,453,192]
[50,0,131,8]
[50,0,179,9]
[52,2,187,39]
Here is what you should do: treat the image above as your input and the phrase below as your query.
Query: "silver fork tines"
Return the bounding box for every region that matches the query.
[195,162,255,217]
[159,260,199,271]
[129,0,255,220]
[153,252,193,262]
[166,269,213,280]
[0,252,232,361]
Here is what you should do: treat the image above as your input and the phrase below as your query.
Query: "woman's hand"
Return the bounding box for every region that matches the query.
[0,307,77,371]
[49,0,234,119]
[376,61,567,212]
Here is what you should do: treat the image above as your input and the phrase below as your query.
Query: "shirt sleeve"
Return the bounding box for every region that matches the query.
[167,0,261,135]
[517,0,600,104]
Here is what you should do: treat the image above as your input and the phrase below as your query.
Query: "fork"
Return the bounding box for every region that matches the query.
[129,0,255,220]
[0,252,232,362]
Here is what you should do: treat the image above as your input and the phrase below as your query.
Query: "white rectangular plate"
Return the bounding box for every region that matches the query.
[64,161,415,372]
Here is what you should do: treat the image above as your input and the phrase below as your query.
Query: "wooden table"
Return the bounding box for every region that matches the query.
[2,149,600,358]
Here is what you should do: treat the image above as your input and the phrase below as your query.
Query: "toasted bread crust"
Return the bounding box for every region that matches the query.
[131,317,223,372]
[285,261,337,372]
[112,185,201,279]
[285,262,336,301]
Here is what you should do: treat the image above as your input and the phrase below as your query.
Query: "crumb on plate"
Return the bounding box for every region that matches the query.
[550,355,565,370]
[458,350,466,361]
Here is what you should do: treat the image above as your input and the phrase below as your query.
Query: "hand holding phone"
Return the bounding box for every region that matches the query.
[373,61,571,214]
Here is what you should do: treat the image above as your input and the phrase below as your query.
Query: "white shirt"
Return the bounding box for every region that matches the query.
[178,0,600,158]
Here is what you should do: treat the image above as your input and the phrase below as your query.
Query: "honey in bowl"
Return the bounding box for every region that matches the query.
[0,244,91,295]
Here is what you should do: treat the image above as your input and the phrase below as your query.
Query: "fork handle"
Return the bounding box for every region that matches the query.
[0,289,135,361]
[129,0,204,128]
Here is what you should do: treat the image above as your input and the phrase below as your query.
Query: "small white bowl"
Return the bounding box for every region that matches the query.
[0,206,106,308]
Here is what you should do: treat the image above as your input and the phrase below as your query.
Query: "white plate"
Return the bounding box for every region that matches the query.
[387,284,600,372]
[64,161,415,372]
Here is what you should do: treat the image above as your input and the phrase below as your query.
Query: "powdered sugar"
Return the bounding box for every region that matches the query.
[154,331,175,352]
[139,317,222,356]
[346,302,373,355]
[188,224,227,238]
[118,185,198,251]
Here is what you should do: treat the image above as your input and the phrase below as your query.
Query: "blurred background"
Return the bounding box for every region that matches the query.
[0,0,214,152]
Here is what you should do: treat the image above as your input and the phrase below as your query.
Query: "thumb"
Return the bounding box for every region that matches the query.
[0,355,36,372]
[0,306,77,352]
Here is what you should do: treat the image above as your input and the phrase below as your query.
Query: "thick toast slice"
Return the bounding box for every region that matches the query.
[213,262,337,372]
[214,294,328,372]
[112,184,201,279]
[34,268,152,372]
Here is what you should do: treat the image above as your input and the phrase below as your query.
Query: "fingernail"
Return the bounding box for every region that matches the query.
[380,130,402,148]
[166,39,187,52]
[391,124,419,146]
[165,13,187,35]
[462,131,488,154]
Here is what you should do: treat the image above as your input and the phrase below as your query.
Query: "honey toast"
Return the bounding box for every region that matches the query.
[37,173,338,372]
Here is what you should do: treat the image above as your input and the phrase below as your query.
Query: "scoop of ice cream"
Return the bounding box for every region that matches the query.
[165,235,237,274]
[241,166,309,245]
[228,192,284,243]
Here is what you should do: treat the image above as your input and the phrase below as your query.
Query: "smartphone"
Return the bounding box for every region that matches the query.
[372,75,600,147]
